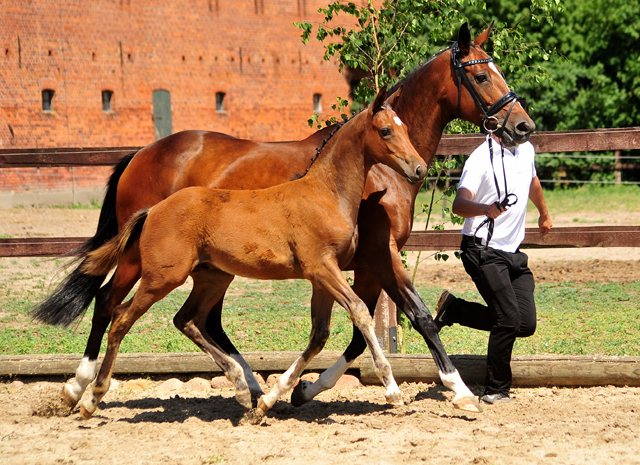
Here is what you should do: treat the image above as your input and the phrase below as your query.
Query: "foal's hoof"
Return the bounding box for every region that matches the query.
[453,395,483,413]
[250,390,265,408]
[291,380,312,407]
[239,408,265,426]
[385,391,402,405]
[80,401,97,420]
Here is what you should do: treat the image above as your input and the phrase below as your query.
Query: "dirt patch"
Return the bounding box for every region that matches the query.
[1,378,639,464]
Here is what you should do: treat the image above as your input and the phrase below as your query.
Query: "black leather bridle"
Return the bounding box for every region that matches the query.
[450,41,525,250]
[451,40,525,134]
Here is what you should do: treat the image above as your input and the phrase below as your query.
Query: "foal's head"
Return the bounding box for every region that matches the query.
[451,22,535,146]
[365,87,427,185]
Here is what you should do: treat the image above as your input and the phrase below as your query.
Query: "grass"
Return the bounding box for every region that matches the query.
[1,278,639,357]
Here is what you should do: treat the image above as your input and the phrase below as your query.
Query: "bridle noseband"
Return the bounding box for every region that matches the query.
[451,41,524,134]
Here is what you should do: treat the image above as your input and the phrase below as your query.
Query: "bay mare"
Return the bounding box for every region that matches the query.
[35,23,534,414]
[79,89,426,424]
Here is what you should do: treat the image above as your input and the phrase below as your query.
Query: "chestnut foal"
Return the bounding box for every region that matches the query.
[79,88,426,424]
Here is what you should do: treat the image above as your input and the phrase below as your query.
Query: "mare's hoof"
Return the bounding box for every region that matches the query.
[454,395,483,413]
[250,390,265,408]
[239,408,265,426]
[61,385,80,410]
[291,380,312,407]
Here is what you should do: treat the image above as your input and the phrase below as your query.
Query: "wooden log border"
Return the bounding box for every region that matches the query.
[2,352,640,387]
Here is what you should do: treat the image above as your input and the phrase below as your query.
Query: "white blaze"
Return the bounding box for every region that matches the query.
[393,116,403,126]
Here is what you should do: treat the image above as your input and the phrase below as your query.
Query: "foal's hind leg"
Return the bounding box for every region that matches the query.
[173,270,253,410]
[246,285,334,424]
[62,256,141,410]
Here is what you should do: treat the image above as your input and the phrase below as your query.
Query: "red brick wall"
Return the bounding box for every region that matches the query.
[0,0,353,193]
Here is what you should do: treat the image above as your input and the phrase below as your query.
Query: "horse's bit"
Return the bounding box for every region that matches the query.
[450,41,522,250]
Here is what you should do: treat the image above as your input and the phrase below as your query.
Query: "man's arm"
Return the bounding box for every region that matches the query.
[452,188,505,220]
[529,176,552,235]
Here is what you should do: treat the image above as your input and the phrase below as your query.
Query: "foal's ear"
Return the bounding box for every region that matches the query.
[385,86,402,109]
[458,22,472,56]
[474,20,495,49]
[371,86,388,115]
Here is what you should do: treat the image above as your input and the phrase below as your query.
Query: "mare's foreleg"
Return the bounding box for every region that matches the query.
[245,285,333,425]
[173,271,253,410]
[62,255,141,410]
[365,247,481,412]
[204,289,264,402]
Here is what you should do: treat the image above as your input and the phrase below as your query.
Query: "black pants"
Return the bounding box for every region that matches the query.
[448,235,537,395]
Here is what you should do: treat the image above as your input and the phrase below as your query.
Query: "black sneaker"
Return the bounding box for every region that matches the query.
[480,392,511,405]
[433,291,456,332]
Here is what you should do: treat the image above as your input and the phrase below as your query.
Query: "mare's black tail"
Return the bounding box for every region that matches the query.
[32,152,136,327]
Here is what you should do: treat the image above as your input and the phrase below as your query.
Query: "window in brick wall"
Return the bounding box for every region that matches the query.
[42,89,54,112]
[102,90,114,112]
[216,92,226,112]
[313,93,322,113]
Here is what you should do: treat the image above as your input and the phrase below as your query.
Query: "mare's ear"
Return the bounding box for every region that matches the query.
[474,20,495,49]
[385,86,402,109]
[458,22,472,57]
[371,86,388,115]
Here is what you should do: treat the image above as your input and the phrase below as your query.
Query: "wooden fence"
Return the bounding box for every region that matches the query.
[1,127,639,384]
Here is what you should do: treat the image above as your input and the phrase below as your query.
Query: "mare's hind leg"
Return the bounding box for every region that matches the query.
[62,255,141,410]
[247,285,333,425]
[204,290,264,402]
[173,269,253,410]
[291,269,376,406]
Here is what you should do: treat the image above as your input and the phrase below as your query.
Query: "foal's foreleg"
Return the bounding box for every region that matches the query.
[290,269,377,407]
[318,267,401,404]
[62,257,141,410]
[246,286,333,425]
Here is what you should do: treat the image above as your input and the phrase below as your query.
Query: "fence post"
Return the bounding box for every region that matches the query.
[373,291,397,353]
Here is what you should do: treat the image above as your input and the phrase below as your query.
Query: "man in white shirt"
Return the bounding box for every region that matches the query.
[433,136,552,405]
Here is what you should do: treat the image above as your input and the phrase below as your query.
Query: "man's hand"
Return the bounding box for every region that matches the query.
[538,211,552,235]
[485,202,506,219]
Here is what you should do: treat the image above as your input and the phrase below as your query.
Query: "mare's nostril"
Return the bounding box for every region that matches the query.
[416,165,422,178]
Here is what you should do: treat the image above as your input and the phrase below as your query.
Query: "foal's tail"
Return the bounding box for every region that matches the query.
[32,153,136,327]
[81,209,149,277]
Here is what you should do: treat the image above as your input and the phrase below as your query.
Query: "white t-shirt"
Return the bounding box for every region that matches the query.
[458,138,536,253]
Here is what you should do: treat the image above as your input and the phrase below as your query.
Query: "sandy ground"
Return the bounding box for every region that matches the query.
[1,207,639,464]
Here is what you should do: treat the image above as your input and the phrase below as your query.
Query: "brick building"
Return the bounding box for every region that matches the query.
[0,0,352,205]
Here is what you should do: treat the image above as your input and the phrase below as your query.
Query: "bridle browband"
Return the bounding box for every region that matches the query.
[451,40,524,134]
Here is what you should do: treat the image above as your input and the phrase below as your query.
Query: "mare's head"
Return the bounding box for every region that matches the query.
[366,87,427,184]
[449,22,535,146]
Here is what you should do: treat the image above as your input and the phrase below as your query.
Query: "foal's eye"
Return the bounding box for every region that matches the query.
[380,127,392,137]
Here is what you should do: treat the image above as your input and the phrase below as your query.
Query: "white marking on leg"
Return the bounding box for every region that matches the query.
[230,353,263,394]
[303,355,351,401]
[63,357,97,404]
[261,356,304,409]
[440,369,474,400]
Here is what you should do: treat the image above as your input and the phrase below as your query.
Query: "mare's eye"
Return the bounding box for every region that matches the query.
[380,127,392,137]
[476,73,489,84]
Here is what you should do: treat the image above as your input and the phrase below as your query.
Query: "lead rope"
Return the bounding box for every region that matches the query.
[473,128,518,251]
